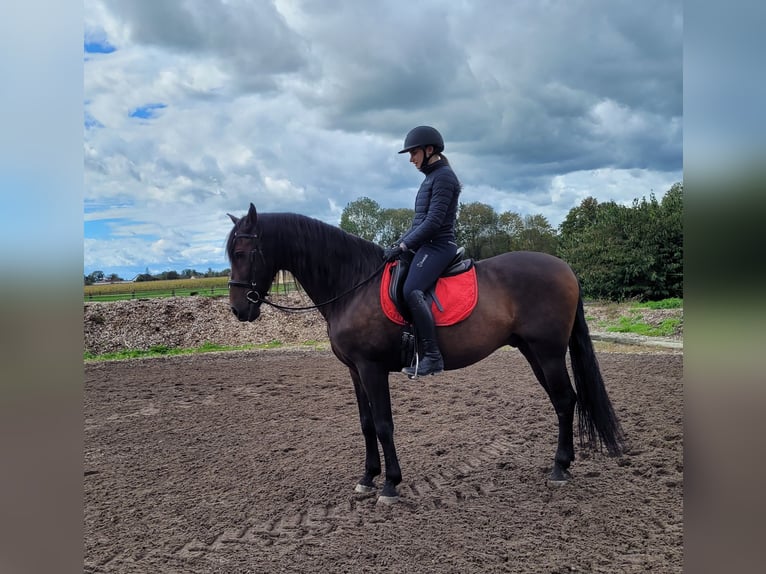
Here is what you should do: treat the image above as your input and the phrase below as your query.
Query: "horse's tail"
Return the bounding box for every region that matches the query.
[568,292,625,456]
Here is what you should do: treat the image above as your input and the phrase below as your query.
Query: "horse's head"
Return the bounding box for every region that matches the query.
[226,203,274,322]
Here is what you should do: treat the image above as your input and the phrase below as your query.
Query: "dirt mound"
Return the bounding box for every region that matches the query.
[84,296,683,356]
[83,293,683,355]
[84,294,327,355]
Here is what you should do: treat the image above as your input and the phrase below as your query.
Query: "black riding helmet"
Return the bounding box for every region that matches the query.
[398,125,444,155]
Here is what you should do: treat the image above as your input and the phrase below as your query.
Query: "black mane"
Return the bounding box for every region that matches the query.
[227,211,384,295]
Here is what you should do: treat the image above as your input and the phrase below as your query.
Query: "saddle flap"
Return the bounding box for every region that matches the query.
[387,252,413,321]
[388,248,473,307]
[381,259,478,327]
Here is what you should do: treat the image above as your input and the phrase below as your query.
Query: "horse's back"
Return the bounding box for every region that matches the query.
[482,249,573,268]
[473,251,579,335]
[477,251,578,292]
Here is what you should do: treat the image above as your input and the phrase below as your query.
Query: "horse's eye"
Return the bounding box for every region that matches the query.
[234,251,246,261]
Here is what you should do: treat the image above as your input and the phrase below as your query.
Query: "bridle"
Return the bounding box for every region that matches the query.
[227,230,387,313]
[227,231,268,305]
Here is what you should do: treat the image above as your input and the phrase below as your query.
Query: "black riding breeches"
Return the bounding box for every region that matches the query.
[402,240,458,300]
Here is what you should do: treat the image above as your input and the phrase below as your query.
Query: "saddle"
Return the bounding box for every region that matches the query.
[381,247,477,326]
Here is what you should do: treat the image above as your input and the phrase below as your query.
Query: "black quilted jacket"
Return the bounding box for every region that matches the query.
[400,159,461,251]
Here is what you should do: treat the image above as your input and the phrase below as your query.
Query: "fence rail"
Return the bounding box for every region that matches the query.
[84,286,232,302]
[84,272,299,303]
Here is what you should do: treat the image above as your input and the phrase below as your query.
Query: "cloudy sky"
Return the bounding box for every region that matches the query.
[84,0,683,279]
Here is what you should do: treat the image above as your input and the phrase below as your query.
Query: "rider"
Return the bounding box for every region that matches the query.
[383,126,461,378]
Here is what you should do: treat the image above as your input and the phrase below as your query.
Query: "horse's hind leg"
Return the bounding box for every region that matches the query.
[518,341,577,485]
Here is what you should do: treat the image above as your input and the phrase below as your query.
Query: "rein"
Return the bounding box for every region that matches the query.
[252,262,386,313]
[228,230,387,314]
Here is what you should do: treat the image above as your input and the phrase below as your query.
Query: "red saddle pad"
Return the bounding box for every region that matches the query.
[380,262,478,326]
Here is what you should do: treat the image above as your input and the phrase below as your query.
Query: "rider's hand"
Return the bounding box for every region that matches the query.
[383,244,404,262]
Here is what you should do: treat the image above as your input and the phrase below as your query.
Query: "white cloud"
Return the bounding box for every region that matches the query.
[84,0,683,277]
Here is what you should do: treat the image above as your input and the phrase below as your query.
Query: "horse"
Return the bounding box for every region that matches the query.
[226,203,624,504]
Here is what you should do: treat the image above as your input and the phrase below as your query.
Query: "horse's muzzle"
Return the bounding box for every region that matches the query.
[230,304,261,322]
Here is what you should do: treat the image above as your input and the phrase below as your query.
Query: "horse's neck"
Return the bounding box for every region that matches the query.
[268,225,351,311]
[277,242,326,297]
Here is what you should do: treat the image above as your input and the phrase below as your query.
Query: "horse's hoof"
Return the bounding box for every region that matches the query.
[546,467,572,487]
[354,483,376,494]
[378,481,399,503]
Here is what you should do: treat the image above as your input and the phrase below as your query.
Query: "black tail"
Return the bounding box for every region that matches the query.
[568,295,625,456]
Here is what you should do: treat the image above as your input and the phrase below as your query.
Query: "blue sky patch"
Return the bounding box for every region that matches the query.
[85,111,103,129]
[84,40,116,54]
[129,103,167,119]
[85,218,155,241]
[85,219,123,240]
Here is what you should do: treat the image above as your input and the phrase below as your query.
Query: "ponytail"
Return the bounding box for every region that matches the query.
[438,154,462,189]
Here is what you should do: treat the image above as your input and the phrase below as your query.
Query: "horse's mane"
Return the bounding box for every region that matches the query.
[227,212,384,288]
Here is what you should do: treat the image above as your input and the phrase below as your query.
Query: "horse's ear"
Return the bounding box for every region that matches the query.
[227,213,239,224]
[247,203,258,223]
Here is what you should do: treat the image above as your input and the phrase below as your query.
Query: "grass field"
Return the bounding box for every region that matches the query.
[84,277,229,301]
[84,277,301,302]
[585,298,683,337]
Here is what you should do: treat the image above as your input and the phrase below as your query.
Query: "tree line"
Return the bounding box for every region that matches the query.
[339,182,682,301]
[84,267,230,285]
[85,182,682,302]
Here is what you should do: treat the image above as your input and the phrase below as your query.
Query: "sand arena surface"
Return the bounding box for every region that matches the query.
[84,344,682,573]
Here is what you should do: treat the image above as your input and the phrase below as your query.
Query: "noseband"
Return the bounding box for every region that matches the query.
[227,231,266,305]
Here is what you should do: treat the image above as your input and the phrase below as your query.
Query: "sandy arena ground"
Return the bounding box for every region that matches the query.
[84,338,682,572]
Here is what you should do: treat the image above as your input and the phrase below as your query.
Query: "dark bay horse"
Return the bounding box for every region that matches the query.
[227,203,624,503]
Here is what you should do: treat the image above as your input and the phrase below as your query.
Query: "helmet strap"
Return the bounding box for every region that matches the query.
[420,146,436,170]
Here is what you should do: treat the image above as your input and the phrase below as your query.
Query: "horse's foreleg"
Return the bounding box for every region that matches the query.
[350,369,381,493]
[357,363,401,504]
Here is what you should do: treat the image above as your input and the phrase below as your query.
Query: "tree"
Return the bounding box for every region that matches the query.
[558,196,600,239]
[379,207,414,246]
[456,202,499,259]
[617,186,683,300]
[498,211,523,238]
[516,214,558,255]
[658,182,683,297]
[339,197,383,242]
[638,183,683,299]
[86,270,104,284]
[156,270,180,280]
[557,183,683,300]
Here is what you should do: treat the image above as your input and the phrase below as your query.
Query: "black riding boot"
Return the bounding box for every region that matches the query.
[402,289,444,378]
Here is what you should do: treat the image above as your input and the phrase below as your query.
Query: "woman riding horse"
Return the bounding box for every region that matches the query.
[383,126,461,379]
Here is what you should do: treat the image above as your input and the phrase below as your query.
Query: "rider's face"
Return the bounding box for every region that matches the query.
[409,147,429,170]
[408,148,422,169]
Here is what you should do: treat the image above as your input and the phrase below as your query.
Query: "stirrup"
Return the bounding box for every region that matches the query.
[402,354,444,379]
